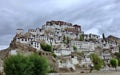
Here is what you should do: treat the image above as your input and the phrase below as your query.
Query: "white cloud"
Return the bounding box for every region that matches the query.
[0,45,9,50]
[85,28,99,35]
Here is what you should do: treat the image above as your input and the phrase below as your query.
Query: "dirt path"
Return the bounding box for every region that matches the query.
[59,71,120,75]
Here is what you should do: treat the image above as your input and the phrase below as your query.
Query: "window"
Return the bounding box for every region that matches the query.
[33,35,35,37]
[70,33,73,35]
[25,39,27,41]
[37,43,39,45]
[37,46,39,48]
[71,55,74,58]
[103,44,106,46]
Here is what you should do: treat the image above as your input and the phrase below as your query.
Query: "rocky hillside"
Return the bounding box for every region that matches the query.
[0,48,10,60]
[107,35,120,45]
[9,35,36,52]
[0,35,59,72]
[0,35,36,60]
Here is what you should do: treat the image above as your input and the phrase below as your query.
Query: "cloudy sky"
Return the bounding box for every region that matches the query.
[0,0,120,49]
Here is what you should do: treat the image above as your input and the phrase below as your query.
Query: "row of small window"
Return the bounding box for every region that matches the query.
[39,52,51,56]
[28,44,39,48]
[34,45,39,48]
[31,44,39,48]
[31,42,39,45]
[18,38,33,41]
[29,30,36,32]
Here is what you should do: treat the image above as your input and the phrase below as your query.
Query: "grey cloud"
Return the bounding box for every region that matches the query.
[0,0,120,46]
[0,34,14,45]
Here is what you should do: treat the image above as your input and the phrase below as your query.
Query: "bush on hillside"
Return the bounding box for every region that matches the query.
[89,53,104,71]
[3,54,49,75]
[41,43,52,52]
[110,58,118,71]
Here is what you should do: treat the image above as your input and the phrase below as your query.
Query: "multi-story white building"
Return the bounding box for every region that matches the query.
[84,33,100,41]
[14,20,120,71]
[16,29,24,34]
[71,41,95,55]
[16,21,83,51]
[42,21,83,40]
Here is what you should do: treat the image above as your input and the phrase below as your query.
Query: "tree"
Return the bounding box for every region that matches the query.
[73,46,77,52]
[4,54,31,75]
[4,54,49,75]
[89,53,104,71]
[66,36,70,45]
[114,52,120,66]
[63,35,66,43]
[79,34,84,41]
[102,33,105,40]
[62,36,70,45]
[102,33,106,42]
[119,46,120,52]
[110,58,118,71]
[41,43,52,52]
[28,54,49,75]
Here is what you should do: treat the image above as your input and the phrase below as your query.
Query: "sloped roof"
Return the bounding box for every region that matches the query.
[46,20,72,26]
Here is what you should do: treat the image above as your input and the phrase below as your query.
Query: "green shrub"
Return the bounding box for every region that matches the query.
[90,53,104,71]
[52,53,56,58]
[41,43,52,52]
[79,34,84,41]
[73,46,77,51]
[3,54,49,75]
[4,54,31,75]
[114,52,120,66]
[110,58,118,71]
[62,36,70,45]
[28,54,49,75]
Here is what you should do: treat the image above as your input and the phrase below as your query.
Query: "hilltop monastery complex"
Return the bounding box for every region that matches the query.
[5,20,120,71]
